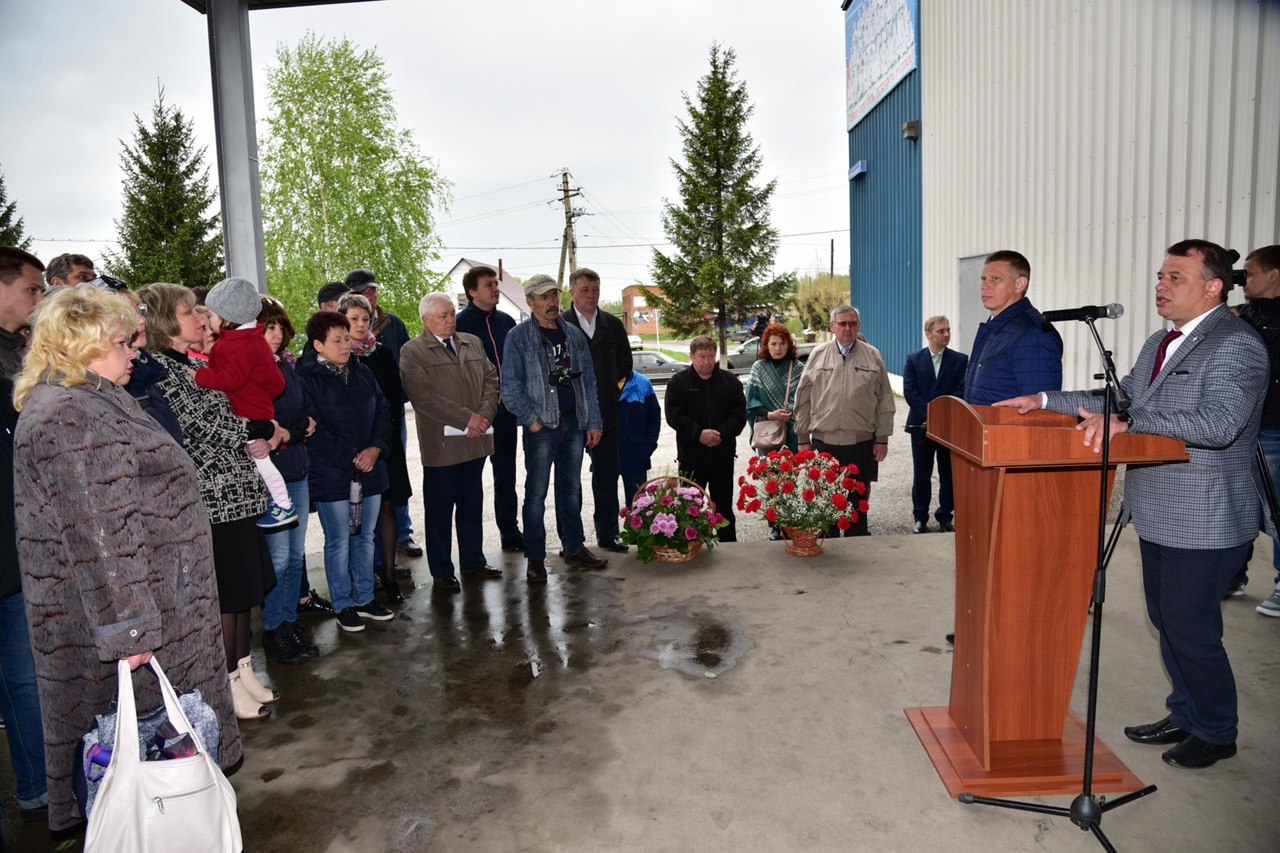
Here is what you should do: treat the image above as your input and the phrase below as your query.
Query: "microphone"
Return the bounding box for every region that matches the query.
[1042,303,1124,323]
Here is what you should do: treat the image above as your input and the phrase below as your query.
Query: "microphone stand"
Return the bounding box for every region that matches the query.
[959,317,1157,851]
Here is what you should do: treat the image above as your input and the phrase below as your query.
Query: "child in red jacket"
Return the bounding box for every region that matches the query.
[196,277,297,529]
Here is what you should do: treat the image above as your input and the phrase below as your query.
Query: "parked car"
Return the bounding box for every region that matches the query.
[725,336,819,369]
[727,327,754,343]
[628,334,643,350]
[632,349,684,379]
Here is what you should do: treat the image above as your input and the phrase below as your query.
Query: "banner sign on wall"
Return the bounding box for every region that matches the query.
[845,0,918,130]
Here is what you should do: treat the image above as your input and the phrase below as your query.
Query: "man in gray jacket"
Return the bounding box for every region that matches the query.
[400,292,500,592]
[997,240,1268,770]
[793,305,895,536]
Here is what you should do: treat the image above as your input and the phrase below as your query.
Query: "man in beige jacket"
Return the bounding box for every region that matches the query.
[400,292,501,591]
[792,305,895,536]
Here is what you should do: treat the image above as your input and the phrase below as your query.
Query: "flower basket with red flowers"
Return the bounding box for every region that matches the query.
[736,448,868,541]
[619,475,729,564]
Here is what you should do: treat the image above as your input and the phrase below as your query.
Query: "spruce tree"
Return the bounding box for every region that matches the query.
[0,168,32,249]
[650,43,796,356]
[106,90,224,289]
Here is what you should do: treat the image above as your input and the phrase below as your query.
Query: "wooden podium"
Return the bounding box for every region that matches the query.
[904,397,1187,798]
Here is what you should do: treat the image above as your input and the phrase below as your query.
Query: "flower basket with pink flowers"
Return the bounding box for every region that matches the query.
[619,475,728,564]
[737,448,867,538]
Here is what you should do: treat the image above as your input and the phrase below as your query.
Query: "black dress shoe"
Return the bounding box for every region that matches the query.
[283,621,320,657]
[527,559,548,582]
[396,537,424,558]
[945,633,955,645]
[433,575,461,592]
[393,564,413,579]
[1162,735,1237,768]
[501,534,526,552]
[298,589,334,616]
[1124,717,1191,745]
[462,564,502,579]
[598,537,629,554]
[913,520,927,534]
[380,574,405,603]
[768,526,783,541]
[563,547,608,569]
[263,627,302,665]
[938,519,955,533]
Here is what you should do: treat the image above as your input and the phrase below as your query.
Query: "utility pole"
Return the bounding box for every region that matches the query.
[555,168,588,288]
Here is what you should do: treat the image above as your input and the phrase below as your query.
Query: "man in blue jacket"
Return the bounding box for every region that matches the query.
[903,315,968,533]
[455,265,523,552]
[962,250,1063,405]
[501,275,607,581]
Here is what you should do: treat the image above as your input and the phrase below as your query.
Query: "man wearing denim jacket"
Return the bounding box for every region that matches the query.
[501,274,608,581]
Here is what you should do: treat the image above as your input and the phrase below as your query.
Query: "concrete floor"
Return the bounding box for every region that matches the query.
[3,400,1279,851]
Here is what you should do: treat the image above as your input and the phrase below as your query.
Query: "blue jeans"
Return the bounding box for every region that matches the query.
[522,413,586,560]
[315,493,382,612]
[262,478,310,630]
[0,594,47,803]
[1231,428,1280,588]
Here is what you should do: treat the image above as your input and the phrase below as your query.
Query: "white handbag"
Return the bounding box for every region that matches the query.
[85,658,242,853]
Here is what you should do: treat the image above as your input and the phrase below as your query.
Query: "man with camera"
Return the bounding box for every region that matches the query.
[501,275,607,581]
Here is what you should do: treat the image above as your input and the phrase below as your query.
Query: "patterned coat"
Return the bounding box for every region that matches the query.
[152,350,267,525]
[1047,304,1270,549]
[13,377,240,830]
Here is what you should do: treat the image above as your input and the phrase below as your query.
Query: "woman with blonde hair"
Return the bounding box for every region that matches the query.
[12,285,240,831]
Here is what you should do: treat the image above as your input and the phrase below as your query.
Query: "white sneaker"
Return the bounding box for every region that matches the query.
[1257,586,1280,617]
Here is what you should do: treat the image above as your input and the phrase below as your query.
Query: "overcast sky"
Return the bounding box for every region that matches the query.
[0,0,850,300]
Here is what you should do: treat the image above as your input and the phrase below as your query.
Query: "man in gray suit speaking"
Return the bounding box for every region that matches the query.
[996,239,1269,770]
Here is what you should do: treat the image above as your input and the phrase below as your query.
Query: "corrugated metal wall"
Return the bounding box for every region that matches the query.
[920,0,1280,390]
[849,70,923,381]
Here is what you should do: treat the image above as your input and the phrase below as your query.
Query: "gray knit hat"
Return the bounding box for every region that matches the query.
[205,277,263,327]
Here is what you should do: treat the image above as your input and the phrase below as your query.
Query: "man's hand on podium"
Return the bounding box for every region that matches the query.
[1076,407,1129,452]
[992,394,1043,413]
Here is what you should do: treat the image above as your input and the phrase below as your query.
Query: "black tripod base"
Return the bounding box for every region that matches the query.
[959,785,1157,852]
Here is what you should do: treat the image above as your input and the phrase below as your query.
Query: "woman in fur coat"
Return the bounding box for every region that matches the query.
[12,286,241,831]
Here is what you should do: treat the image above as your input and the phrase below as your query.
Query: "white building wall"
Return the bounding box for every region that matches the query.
[921,0,1280,389]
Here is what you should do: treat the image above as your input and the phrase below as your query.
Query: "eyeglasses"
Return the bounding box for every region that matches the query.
[833,321,858,328]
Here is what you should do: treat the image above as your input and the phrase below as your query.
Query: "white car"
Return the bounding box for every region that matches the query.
[628,334,643,350]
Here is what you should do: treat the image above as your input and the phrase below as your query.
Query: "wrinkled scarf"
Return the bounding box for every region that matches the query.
[316,354,350,381]
[349,334,378,357]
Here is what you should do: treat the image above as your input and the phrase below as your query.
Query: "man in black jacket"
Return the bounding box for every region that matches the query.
[1231,244,1280,614]
[0,246,47,827]
[455,265,523,552]
[664,336,747,541]
[563,268,633,552]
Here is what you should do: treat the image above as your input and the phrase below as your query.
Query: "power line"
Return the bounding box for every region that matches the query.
[452,176,549,202]
[445,228,846,252]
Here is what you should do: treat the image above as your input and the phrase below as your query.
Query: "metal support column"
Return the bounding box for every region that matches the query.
[206,0,268,292]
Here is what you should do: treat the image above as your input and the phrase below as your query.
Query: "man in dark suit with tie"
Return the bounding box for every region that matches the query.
[903,316,968,534]
[997,239,1269,770]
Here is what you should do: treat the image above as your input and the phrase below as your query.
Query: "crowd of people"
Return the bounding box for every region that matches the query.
[0,240,1277,843]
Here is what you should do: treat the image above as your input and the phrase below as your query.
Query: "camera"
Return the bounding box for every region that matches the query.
[549,366,582,387]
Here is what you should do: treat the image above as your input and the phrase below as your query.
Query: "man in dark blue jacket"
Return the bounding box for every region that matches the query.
[455,265,523,552]
[903,315,968,533]
[962,250,1063,405]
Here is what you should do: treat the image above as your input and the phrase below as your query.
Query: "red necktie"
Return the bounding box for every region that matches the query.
[1149,329,1182,384]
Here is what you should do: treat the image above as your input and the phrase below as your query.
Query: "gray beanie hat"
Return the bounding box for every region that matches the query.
[205,277,263,327]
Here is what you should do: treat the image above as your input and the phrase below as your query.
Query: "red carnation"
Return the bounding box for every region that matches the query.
[859,500,869,513]
[742,483,757,498]
[825,468,839,483]
[846,463,860,476]
[779,460,792,473]
[837,516,852,531]
[856,481,868,495]
[782,480,796,494]
[765,479,780,494]
[832,493,848,510]
[803,488,816,503]
[746,499,762,513]
[764,507,778,522]
[737,496,746,510]
[842,477,856,490]
[807,467,821,481]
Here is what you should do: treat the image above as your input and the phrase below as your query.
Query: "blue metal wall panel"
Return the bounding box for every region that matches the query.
[848,69,922,379]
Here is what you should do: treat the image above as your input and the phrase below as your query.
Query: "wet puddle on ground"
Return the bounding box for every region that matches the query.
[619,596,754,677]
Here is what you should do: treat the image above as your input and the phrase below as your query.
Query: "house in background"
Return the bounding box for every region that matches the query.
[621,284,666,335]
[444,258,527,321]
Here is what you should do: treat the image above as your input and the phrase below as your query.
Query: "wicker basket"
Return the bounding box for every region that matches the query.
[633,476,711,564]
[781,526,825,556]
